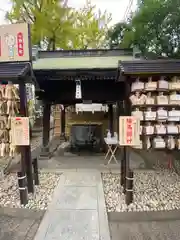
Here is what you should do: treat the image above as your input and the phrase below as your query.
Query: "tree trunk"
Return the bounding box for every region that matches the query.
[47,37,56,50]
[47,39,52,50]
[52,37,56,51]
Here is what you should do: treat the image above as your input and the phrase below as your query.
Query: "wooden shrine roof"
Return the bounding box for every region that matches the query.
[118,59,180,77]
[0,62,32,81]
[33,49,134,71]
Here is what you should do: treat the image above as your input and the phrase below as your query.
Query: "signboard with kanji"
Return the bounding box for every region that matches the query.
[11,117,30,146]
[119,116,140,146]
[26,84,33,101]
[0,23,31,62]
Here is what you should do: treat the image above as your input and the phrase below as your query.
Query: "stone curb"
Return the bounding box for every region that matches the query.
[39,168,150,174]
[0,207,45,220]
[97,173,111,240]
[108,209,180,222]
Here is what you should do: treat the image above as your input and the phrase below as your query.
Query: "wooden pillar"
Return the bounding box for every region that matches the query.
[126,170,134,205]
[108,104,114,137]
[19,82,34,194]
[60,106,66,141]
[117,100,126,188]
[124,80,133,202]
[40,101,51,157]
[116,101,122,138]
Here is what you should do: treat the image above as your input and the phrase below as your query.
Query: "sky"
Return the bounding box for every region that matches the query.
[0,0,137,25]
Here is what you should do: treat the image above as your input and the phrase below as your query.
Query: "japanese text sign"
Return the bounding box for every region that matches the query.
[0,23,30,62]
[119,116,140,146]
[11,117,30,146]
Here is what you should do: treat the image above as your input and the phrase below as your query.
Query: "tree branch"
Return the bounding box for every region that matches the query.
[22,3,35,22]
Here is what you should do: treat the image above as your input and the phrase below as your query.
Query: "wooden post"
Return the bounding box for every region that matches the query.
[17,171,28,205]
[19,82,34,194]
[117,100,127,188]
[116,101,121,138]
[40,101,51,158]
[124,80,133,202]
[120,100,126,190]
[125,170,134,205]
[60,106,66,141]
[32,158,39,185]
[108,104,114,137]
[121,146,126,190]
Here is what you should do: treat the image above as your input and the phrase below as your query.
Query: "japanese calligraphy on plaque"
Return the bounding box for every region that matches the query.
[119,116,140,146]
[11,117,30,146]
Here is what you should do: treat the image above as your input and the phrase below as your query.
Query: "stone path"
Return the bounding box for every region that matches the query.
[0,208,44,240]
[34,171,110,240]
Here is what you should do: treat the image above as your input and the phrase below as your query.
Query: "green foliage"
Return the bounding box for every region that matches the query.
[106,0,180,58]
[6,0,74,49]
[69,1,111,49]
[6,0,111,50]
[106,22,132,48]
[127,0,180,57]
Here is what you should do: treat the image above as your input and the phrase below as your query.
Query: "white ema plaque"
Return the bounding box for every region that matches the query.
[11,117,30,146]
[119,116,140,146]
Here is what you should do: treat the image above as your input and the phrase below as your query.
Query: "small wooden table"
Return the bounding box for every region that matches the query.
[104,137,119,164]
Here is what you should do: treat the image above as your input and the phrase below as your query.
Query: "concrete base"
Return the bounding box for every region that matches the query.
[0,207,45,240]
[0,207,45,220]
[60,133,67,142]
[39,147,51,160]
[39,155,51,160]
[39,137,62,160]
[108,209,180,223]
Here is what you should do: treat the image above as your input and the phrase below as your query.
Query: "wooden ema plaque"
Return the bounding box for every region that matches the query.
[119,116,140,146]
[11,117,30,146]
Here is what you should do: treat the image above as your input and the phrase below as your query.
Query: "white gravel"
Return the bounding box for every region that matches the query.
[0,172,61,210]
[102,170,180,212]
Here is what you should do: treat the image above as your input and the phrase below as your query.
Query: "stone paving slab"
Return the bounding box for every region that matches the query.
[54,186,98,210]
[62,172,98,187]
[44,210,99,240]
[34,171,110,240]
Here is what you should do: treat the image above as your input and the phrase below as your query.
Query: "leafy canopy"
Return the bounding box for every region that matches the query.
[6,0,111,50]
[106,0,180,58]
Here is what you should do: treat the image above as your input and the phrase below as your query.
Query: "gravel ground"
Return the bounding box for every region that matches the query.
[0,172,61,210]
[102,169,180,212]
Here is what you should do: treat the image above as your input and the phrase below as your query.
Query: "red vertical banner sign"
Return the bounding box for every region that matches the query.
[17,32,24,57]
[119,116,140,146]
[126,117,133,145]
